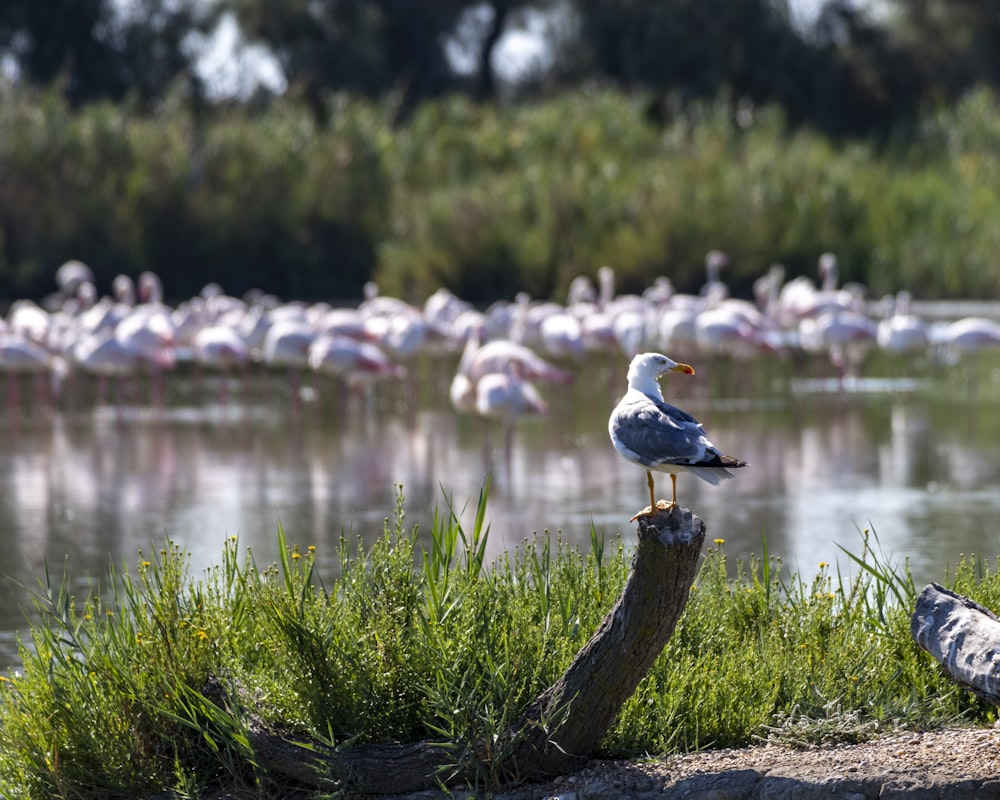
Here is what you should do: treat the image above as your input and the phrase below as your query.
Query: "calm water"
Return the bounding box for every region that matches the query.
[2,353,1000,668]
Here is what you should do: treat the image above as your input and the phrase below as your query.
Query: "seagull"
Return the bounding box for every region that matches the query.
[609,352,747,519]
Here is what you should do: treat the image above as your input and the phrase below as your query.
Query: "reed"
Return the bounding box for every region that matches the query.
[5,85,1000,303]
[0,488,994,798]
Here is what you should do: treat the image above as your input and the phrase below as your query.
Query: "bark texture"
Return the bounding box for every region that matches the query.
[495,504,705,783]
[247,505,705,794]
[911,582,1000,704]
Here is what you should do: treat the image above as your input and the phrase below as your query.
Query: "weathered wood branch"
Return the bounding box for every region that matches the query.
[495,504,705,783]
[911,582,1000,704]
[245,505,705,794]
[244,731,459,795]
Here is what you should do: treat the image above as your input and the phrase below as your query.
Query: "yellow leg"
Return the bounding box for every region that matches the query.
[655,474,678,511]
[632,471,680,521]
[631,471,658,521]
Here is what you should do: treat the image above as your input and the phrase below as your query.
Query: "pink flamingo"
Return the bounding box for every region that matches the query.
[0,332,65,410]
[193,325,251,405]
[308,334,405,385]
[113,306,176,405]
[71,331,140,406]
[262,319,316,406]
[474,364,549,473]
[876,291,929,356]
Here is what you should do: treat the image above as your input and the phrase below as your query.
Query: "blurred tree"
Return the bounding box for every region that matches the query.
[0,0,979,140]
[883,0,1000,100]
[804,0,928,139]
[222,1,548,121]
[0,0,221,107]
[557,0,937,139]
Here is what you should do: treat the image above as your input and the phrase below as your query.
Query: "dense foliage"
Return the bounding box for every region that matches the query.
[0,486,995,798]
[2,83,1000,305]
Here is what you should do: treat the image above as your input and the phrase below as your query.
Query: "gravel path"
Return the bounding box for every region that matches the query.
[377,726,1000,800]
[507,726,1000,799]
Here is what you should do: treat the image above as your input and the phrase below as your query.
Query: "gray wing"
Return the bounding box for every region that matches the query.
[611,394,725,468]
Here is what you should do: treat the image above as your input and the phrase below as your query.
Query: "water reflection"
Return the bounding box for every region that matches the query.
[2,358,1000,668]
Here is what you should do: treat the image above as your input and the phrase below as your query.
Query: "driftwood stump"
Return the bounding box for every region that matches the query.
[911,582,1000,704]
[248,505,705,794]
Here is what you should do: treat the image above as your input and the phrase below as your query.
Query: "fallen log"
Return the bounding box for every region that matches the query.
[911,582,1000,704]
[246,504,706,794]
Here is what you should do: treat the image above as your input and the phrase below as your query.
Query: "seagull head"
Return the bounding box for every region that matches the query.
[626,352,694,392]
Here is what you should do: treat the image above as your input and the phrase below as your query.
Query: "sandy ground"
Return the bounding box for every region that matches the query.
[490,726,1000,799]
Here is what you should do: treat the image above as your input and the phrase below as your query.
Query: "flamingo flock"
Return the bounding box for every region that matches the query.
[1,254,999,422]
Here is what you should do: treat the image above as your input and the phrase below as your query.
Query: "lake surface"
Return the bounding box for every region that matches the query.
[2,351,1000,669]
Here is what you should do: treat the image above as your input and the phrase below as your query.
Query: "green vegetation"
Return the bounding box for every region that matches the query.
[4,84,1000,304]
[0,485,996,798]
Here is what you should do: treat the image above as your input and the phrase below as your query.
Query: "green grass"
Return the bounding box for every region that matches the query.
[0,486,996,799]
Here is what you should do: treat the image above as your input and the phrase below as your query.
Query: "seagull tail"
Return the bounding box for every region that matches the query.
[691,467,738,485]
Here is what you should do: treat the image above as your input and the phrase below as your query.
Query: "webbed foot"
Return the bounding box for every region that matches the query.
[630,499,676,521]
